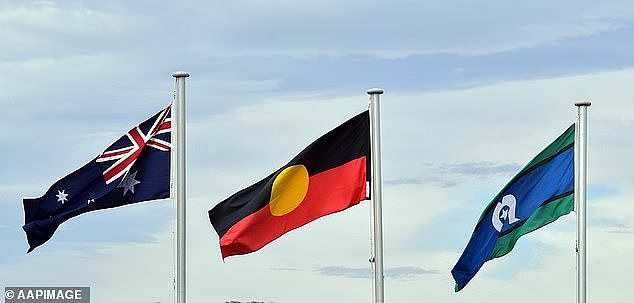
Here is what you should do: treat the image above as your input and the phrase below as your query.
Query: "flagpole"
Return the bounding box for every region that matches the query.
[367,88,385,303]
[173,71,189,303]
[575,101,590,303]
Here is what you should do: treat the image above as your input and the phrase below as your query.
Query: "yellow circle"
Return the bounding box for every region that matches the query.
[269,165,309,216]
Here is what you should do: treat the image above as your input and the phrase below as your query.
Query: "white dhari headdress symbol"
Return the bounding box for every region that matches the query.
[492,194,521,232]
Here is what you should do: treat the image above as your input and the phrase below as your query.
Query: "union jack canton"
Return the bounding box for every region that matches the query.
[23,104,172,252]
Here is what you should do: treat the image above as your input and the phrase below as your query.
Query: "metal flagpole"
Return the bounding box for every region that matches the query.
[367,88,385,303]
[173,71,189,303]
[575,101,590,303]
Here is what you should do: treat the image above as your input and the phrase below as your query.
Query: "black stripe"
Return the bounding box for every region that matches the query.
[498,190,574,237]
[474,142,574,231]
[288,110,370,177]
[516,142,574,181]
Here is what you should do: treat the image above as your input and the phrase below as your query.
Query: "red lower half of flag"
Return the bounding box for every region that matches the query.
[219,157,367,258]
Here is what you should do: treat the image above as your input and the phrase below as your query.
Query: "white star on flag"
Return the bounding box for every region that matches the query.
[118,171,141,196]
[56,190,68,204]
[500,208,509,220]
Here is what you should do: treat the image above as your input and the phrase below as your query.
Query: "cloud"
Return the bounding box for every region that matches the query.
[385,161,521,188]
[589,184,619,200]
[604,223,634,234]
[269,267,302,272]
[384,178,426,186]
[0,2,138,61]
[2,1,632,64]
[434,162,521,176]
[317,266,371,279]
[384,177,459,188]
[174,0,634,58]
[316,266,439,280]
[0,184,36,196]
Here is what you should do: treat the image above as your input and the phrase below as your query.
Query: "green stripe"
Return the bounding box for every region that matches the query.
[476,124,575,225]
[524,124,575,171]
[487,193,574,260]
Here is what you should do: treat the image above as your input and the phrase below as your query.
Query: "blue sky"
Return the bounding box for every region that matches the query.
[1,1,633,302]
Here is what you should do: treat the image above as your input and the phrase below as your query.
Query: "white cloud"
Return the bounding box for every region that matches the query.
[0,229,175,303]
[176,0,634,58]
[0,2,138,60]
[3,1,633,62]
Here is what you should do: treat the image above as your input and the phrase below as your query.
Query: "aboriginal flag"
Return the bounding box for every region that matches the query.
[209,111,370,258]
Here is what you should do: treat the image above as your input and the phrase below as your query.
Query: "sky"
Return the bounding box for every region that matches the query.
[0,0,633,302]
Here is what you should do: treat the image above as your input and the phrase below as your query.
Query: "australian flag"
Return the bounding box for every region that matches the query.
[23,105,172,252]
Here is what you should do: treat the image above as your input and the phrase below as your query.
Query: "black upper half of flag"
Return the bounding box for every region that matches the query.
[22,105,172,252]
[209,110,370,238]
[286,110,370,177]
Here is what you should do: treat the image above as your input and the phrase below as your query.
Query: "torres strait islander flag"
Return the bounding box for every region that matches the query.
[22,105,172,252]
[209,111,370,258]
[452,124,575,291]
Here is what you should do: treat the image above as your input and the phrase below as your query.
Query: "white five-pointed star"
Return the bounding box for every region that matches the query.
[56,190,69,204]
[118,171,141,196]
[500,208,509,220]
[87,199,95,205]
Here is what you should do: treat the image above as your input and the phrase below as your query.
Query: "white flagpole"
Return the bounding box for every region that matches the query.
[575,101,590,303]
[173,71,189,303]
[367,88,385,303]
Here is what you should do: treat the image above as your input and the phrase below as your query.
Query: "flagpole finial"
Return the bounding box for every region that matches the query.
[172,71,190,78]
[574,101,591,107]
[366,88,384,95]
